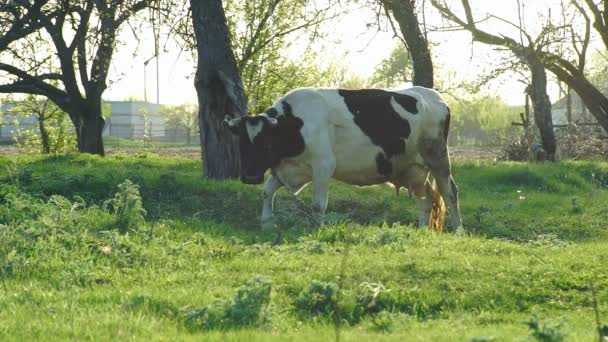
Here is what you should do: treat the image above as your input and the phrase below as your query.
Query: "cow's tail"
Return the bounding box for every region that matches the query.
[428,179,446,232]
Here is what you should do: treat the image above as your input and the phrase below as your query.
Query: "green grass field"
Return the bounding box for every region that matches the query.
[0,153,606,341]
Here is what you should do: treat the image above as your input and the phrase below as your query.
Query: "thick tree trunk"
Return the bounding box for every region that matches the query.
[190,0,247,179]
[526,57,556,161]
[69,101,105,155]
[383,0,434,88]
[38,118,50,154]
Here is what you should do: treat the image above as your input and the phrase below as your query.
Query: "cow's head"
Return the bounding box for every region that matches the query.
[224,114,279,184]
[225,113,305,185]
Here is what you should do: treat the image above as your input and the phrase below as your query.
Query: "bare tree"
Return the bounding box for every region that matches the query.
[582,0,608,48]
[190,0,247,179]
[379,0,434,88]
[0,0,155,155]
[539,0,608,132]
[431,0,558,160]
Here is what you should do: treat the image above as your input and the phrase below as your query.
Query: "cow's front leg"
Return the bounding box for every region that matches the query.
[311,159,335,226]
[261,175,283,230]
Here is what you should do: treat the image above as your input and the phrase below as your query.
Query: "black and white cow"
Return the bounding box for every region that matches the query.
[225,86,463,232]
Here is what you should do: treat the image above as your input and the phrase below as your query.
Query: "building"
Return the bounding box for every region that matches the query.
[105,101,165,140]
[0,100,166,141]
[551,92,597,125]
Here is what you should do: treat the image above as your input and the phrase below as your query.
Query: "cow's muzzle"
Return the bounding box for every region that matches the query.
[240,174,264,184]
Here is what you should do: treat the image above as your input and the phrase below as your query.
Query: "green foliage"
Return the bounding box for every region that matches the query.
[103,180,146,233]
[7,95,76,154]
[224,0,336,112]
[187,276,272,330]
[160,103,198,144]
[295,280,338,319]
[369,44,412,88]
[449,95,520,131]
[367,310,396,333]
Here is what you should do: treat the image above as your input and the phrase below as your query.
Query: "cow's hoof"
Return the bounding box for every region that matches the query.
[261,218,276,231]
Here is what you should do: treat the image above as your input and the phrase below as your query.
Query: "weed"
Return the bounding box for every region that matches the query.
[367,310,395,333]
[295,280,338,319]
[526,315,566,342]
[103,180,146,233]
[187,276,272,330]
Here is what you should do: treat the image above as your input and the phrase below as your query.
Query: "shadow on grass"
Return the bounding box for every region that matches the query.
[2,154,607,244]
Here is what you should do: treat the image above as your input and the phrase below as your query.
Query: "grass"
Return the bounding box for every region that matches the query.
[0,153,606,341]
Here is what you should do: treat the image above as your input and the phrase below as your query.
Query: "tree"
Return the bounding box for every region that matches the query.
[431,0,558,160]
[582,0,608,49]
[227,0,338,111]
[161,103,198,144]
[9,95,69,154]
[190,0,247,179]
[0,0,156,155]
[539,0,608,133]
[369,44,413,88]
[379,0,434,88]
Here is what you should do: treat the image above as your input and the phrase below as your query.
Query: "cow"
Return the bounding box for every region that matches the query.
[224,86,463,232]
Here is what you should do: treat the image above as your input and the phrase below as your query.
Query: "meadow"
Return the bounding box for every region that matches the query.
[0,153,606,341]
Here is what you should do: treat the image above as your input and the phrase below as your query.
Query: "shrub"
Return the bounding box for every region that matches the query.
[187,276,272,330]
[295,280,338,319]
[526,315,566,342]
[498,137,529,161]
[556,124,608,160]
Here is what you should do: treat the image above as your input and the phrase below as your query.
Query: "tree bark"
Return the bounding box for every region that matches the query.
[526,56,556,161]
[38,117,51,154]
[382,0,434,88]
[77,109,105,155]
[190,0,247,179]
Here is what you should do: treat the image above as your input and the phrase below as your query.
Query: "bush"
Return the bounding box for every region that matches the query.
[295,280,338,319]
[556,124,608,160]
[526,315,566,342]
[498,137,529,161]
[187,276,272,330]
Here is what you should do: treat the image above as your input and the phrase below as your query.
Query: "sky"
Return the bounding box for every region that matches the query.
[104,0,590,106]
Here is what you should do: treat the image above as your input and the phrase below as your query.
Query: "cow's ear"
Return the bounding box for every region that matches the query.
[224,115,242,134]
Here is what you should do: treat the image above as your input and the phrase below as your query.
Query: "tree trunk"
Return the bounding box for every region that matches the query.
[190,0,247,179]
[383,0,434,88]
[526,57,556,161]
[38,117,50,154]
[566,85,572,124]
[70,102,105,155]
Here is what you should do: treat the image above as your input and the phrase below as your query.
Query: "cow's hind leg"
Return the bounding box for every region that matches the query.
[311,159,336,226]
[420,138,463,232]
[261,175,283,230]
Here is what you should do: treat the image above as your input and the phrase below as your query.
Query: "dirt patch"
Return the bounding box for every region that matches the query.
[449,146,500,162]
[105,146,202,159]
